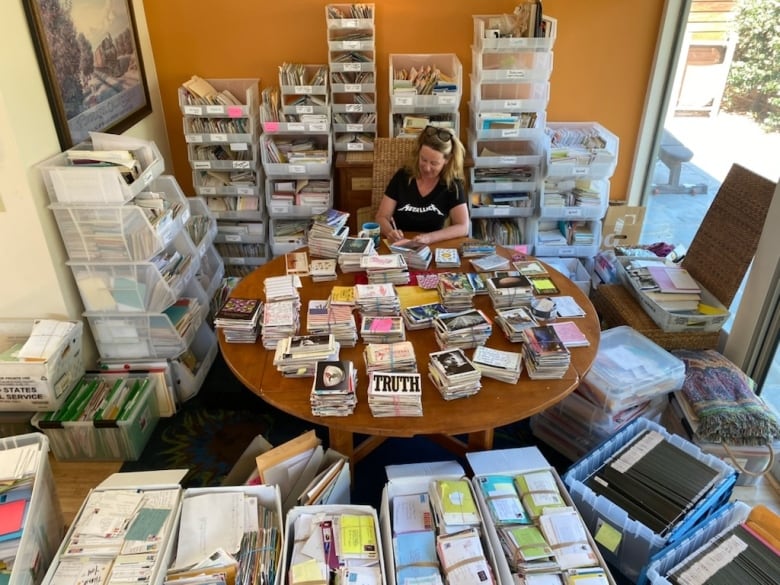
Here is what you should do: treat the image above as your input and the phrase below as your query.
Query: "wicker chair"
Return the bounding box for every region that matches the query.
[370,137,417,218]
[593,163,776,350]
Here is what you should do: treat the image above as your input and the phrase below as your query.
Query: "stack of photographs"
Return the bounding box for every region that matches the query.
[337,237,376,272]
[401,301,448,330]
[494,307,539,343]
[428,348,482,400]
[522,325,571,379]
[432,308,492,350]
[486,273,534,310]
[310,360,357,416]
[363,341,417,373]
[471,345,523,384]
[272,334,340,377]
[360,253,410,285]
[360,315,405,344]
[306,299,358,348]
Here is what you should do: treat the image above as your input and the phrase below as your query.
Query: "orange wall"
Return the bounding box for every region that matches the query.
[143,0,664,201]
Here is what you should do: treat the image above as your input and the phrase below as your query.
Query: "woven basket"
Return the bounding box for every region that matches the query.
[370,137,417,217]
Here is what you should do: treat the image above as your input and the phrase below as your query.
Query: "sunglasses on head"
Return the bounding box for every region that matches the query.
[423,125,454,143]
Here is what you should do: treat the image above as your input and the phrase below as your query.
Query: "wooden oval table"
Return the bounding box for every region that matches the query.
[219,238,601,466]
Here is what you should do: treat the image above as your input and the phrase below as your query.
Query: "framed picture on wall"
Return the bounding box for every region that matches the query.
[22,0,152,150]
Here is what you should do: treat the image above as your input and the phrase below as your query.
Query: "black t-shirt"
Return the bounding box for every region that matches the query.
[385,169,467,232]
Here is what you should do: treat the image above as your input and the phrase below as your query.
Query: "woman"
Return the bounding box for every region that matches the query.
[376,126,470,245]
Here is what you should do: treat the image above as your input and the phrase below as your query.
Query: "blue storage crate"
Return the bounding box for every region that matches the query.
[642,501,751,585]
[563,417,737,583]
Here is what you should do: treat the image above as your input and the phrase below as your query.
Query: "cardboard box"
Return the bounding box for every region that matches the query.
[601,205,646,250]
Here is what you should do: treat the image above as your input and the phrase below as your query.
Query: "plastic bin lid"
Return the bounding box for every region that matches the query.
[583,326,685,404]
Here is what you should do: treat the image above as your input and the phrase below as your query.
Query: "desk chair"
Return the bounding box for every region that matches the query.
[370,137,417,218]
[593,163,776,350]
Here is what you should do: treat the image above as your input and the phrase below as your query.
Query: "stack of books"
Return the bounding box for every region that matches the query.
[272,334,340,377]
[213,297,263,343]
[360,254,410,285]
[263,274,301,303]
[471,345,523,384]
[367,371,423,417]
[469,253,510,273]
[522,325,571,379]
[638,263,702,312]
[437,272,482,312]
[307,209,350,259]
[260,299,300,350]
[460,239,496,258]
[486,274,534,309]
[310,360,357,416]
[337,237,376,273]
[354,283,401,317]
[432,308,492,351]
[435,247,461,268]
[306,299,358,348]
[363,341,417,373]
[308,258,338,282]
[401,301,448,331]
[428,348,482,400]
[360,315,405,344]
[388,239,432,270]
[494,307,539,342]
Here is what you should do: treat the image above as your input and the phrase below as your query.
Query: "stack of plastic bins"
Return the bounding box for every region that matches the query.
[181,78,268,278]
[326,3,377,152]
[388,53,462,138]
[184,195,223,322]
[469,14,555,245]
[531,325,685,461]
[529,121,618,264]
[262,63,333,259]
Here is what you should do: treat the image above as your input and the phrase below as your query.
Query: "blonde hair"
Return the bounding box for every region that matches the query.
[404,126,466,190]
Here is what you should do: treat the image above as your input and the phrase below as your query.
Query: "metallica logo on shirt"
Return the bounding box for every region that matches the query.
[396,203,445,216]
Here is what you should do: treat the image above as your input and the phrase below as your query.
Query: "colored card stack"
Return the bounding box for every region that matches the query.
[388,239,432,270]
[367,372,423,417]
[363,341,417,373]
[306,299,358,348]
[308,258,338,282]
[354,283,401,317]
[401,301,448,331]
[261,299,301,350]
[272,334,340,377]
[471,345,523,384]
[337,237,376,272]
[263,274,302,303]
[213,297,263,343]
[486,274,534,309]
[470,253,510,273]
[432,308,492,351]
[435,247,461,268]
[310,360,357,416]
[436,272,482,312]
[522,325,571,379]
[360,253,410,285]
[359,315,405,344]
[460,239,496,258]
[307,208,350,259]
[428,348,482,400]
[493,307,539,343]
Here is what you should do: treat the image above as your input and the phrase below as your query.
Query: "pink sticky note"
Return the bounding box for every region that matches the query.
[227,105,243,118]
[264,121,279,132]
[0,499,26,536]
[371,318,393,332]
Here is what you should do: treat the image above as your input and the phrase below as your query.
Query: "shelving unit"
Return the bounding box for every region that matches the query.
[38,135,216,411]
[326,4,377,152]
[468,13,555,245]
[388,53,462,138]
[179,78,268,275]
[261,63,334,259]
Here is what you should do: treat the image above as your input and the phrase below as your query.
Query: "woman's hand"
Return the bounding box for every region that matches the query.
[412,233,433,245]
[388,228,405,243]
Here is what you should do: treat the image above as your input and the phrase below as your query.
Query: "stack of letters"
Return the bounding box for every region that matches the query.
[213,297,262,343]
[310,360,357,416]
[388,239,432,270]
[363,341,417,373]
[486,274,534,309]
[471,345,523,384]
[367,371,423,417]
[263,274,302,304]
[435,247,460,268]
[261,299,301,350]
[432,308,492,350]
[361,253,410,285]
[337,237,376,272]
[354,283,401,317]
[272,334,340,377]
[437,272,484,312]
[494,306,538,343]
[359,315,405,344]
[306,299,358,348]
[391,492,439,584]
[308,258,338,282]
[522,325,571,379]
[428,347,482,400]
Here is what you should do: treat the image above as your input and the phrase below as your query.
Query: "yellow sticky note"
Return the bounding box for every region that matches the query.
[290,559,327,585]
[697,303,727,315]
[340,514,377,559]
[594,520,622,553]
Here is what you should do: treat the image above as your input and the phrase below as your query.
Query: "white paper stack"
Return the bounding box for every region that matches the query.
[471,345,523,384]
[367,371,423,417]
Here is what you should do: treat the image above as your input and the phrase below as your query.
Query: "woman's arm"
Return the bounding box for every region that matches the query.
[413,203,470,245]
[375,195,405,242]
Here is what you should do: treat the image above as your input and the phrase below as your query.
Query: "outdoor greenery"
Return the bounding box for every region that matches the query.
[722,0,780,131]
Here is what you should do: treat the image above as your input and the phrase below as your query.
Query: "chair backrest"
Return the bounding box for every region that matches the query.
[370,137,417,217]
[682,163,776,307]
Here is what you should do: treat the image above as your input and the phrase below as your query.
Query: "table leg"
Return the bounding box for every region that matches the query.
[467,428,494,452]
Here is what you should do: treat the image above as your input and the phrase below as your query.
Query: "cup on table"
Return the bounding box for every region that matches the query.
[358,222,381,247]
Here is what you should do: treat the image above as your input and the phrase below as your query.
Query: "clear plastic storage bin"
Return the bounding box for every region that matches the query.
[470,76,550,112]
[471,45,554,82]
[546,122,619,179]
[539,177,610,220]
[472,15,557,52]
[527,217,602,258]
[38,133,164,205]
[389,53,462,111]
[178,78,259,118]
[469,104,546,140]
[185,196,218,256]
[188,142,257,171]
[469,131,546,167]
[182,115,259,144]
[265,178,333,218]
[260,134,332,178]
[171,322,218,404]
[192,169,262,197]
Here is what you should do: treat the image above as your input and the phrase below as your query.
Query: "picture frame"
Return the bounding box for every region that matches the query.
[23,0,152,150]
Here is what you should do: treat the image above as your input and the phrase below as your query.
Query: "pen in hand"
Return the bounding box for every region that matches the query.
[389,216,402,241]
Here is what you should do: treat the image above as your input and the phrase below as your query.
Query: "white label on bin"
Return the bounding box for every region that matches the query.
[294,85,313,95]
[211,133,228,142]
[343,18,358,27]
[272,205,289,214]
[504,100,521,108]
[343,41,361,50]
[310,123,328,132]
[494,207,510,216]
[564,208,582,218]
[206,105,224,114]
[394,96,413,106]
[499,156,518,164]
[236,187,254,195]
[193,161,211,169]
[493,182,513,190]
[289,165,306,174]
[346,124,363,132]
[231,257,247,264]
[437,95,456,105]
[346,104,364,113]
[225,235,242,243]
[312,206,327,214]
[500,129,520,137]
[142,170,153,186]
[343,63,362,72]
[288,123,305,132]
[184,105,203,115]
[187,135,203,143]
[233,161,250,169]
[295,106,314,114]
[573,167,588,176]
[506,70,526,79]
[677,535,747,585]
[558,247,575,256]
[347,142,364,151]
[230,143,248,151]
[611,430,665,473]
[344,84,362,92]
[199,187,216,195]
